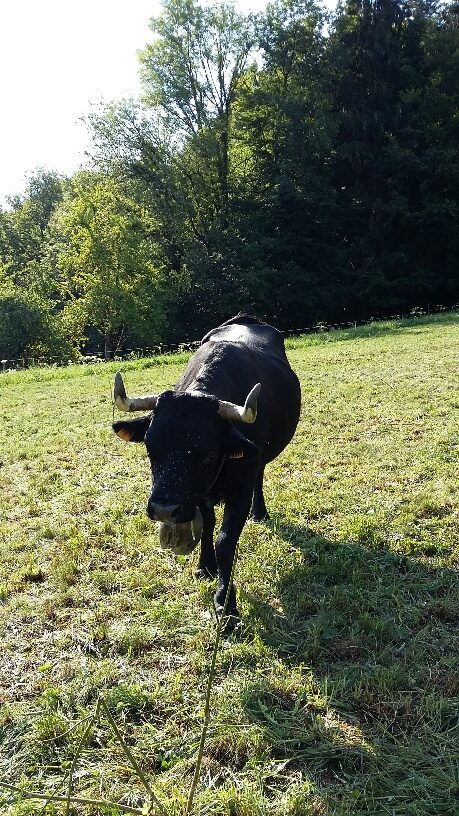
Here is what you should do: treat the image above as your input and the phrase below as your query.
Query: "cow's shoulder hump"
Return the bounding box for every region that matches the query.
[200,314,285,356]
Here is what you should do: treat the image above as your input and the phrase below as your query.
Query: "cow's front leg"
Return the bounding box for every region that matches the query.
[214,488,253,621]
[250,464,269,521]
[195,500,217,579]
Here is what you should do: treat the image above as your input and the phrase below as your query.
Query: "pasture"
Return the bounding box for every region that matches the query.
[1,313,458,815]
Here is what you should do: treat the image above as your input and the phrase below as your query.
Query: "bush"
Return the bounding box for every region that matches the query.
[0,291,76,361]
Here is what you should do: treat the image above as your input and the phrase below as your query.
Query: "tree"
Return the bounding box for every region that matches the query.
[0,170,64,298]
[327,0,459,315]
[50,0,459,346]
[50,172,168,357]
[0,281,74,361]
[225,0,337,325]
[139,0,255,219]
[88,2,257,339]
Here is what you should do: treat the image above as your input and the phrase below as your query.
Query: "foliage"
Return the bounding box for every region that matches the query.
[0,291,48,360]
[0,285,74,361]
[328,0,459,315]
[139,0,254,136]
[1,0,458,353]
[230,0,337,326]
[0,170,64,299]
[49,171,168,355]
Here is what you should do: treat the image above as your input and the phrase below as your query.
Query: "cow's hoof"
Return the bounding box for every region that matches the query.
[215,608,240,634]
[250,510,270,522]
[195,566,217,580]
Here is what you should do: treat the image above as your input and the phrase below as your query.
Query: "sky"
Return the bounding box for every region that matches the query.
[0,0,327,205]
[0,0,159,203]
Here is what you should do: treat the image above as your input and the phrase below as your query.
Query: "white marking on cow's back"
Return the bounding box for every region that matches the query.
[214,325,252,344]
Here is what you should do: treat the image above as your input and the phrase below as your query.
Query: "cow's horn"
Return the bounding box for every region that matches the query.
[114,372,158,412]
[217,383,261,424]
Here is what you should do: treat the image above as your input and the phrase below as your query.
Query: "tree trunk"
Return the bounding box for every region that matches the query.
[219,122,229,229]
[104,332,112,360]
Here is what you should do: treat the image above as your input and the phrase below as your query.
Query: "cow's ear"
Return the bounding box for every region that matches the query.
[223,424,260,461]
[112,416,151,443]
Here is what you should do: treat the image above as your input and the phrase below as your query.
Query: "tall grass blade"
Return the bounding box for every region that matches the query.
[186,543,240,814]
[99,695,167,816]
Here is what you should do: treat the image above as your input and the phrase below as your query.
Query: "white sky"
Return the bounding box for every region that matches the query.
[0,0,330,205]
[0,0,158,203]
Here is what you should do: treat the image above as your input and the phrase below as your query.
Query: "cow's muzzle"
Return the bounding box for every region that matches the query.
[147,499,196,524]
[148,502,181,522]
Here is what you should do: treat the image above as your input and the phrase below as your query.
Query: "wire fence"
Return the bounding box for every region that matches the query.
[1,304,458,373]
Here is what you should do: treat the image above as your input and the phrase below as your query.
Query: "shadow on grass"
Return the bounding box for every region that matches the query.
[240,520,459,811]
[247,520,459,669]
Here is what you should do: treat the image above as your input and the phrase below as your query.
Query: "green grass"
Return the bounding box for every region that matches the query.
[1,312,459,815]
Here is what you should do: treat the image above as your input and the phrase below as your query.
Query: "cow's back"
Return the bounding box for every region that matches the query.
[201,314,288,363]
[178,315,301,464]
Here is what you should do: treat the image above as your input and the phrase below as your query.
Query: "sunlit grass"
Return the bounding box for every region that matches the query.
[1,313,459,814]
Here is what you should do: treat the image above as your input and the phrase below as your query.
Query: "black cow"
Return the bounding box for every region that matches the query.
[112,314,301,622]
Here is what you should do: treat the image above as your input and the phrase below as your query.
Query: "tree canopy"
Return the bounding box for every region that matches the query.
[1,0,457,359]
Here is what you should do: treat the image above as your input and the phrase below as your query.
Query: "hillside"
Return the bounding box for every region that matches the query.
[1,313,458,815]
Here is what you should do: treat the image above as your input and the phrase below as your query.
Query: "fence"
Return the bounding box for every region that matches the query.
[1,304,458,373]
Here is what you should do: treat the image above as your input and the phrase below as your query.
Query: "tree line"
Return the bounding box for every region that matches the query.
[0,0,457,360]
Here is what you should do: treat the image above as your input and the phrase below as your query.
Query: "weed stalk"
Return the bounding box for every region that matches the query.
[99,695,167,816]
[0,692,167,816]
[65,699,101,815]
[186,543,239,814]
[0,779,144,814]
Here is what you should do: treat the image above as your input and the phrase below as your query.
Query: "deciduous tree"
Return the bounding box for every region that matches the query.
[50,172,168,356]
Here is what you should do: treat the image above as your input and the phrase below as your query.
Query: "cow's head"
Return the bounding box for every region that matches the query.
[112,373,261,526]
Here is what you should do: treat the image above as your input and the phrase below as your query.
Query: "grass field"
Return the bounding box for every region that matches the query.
[1,313,459,815]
